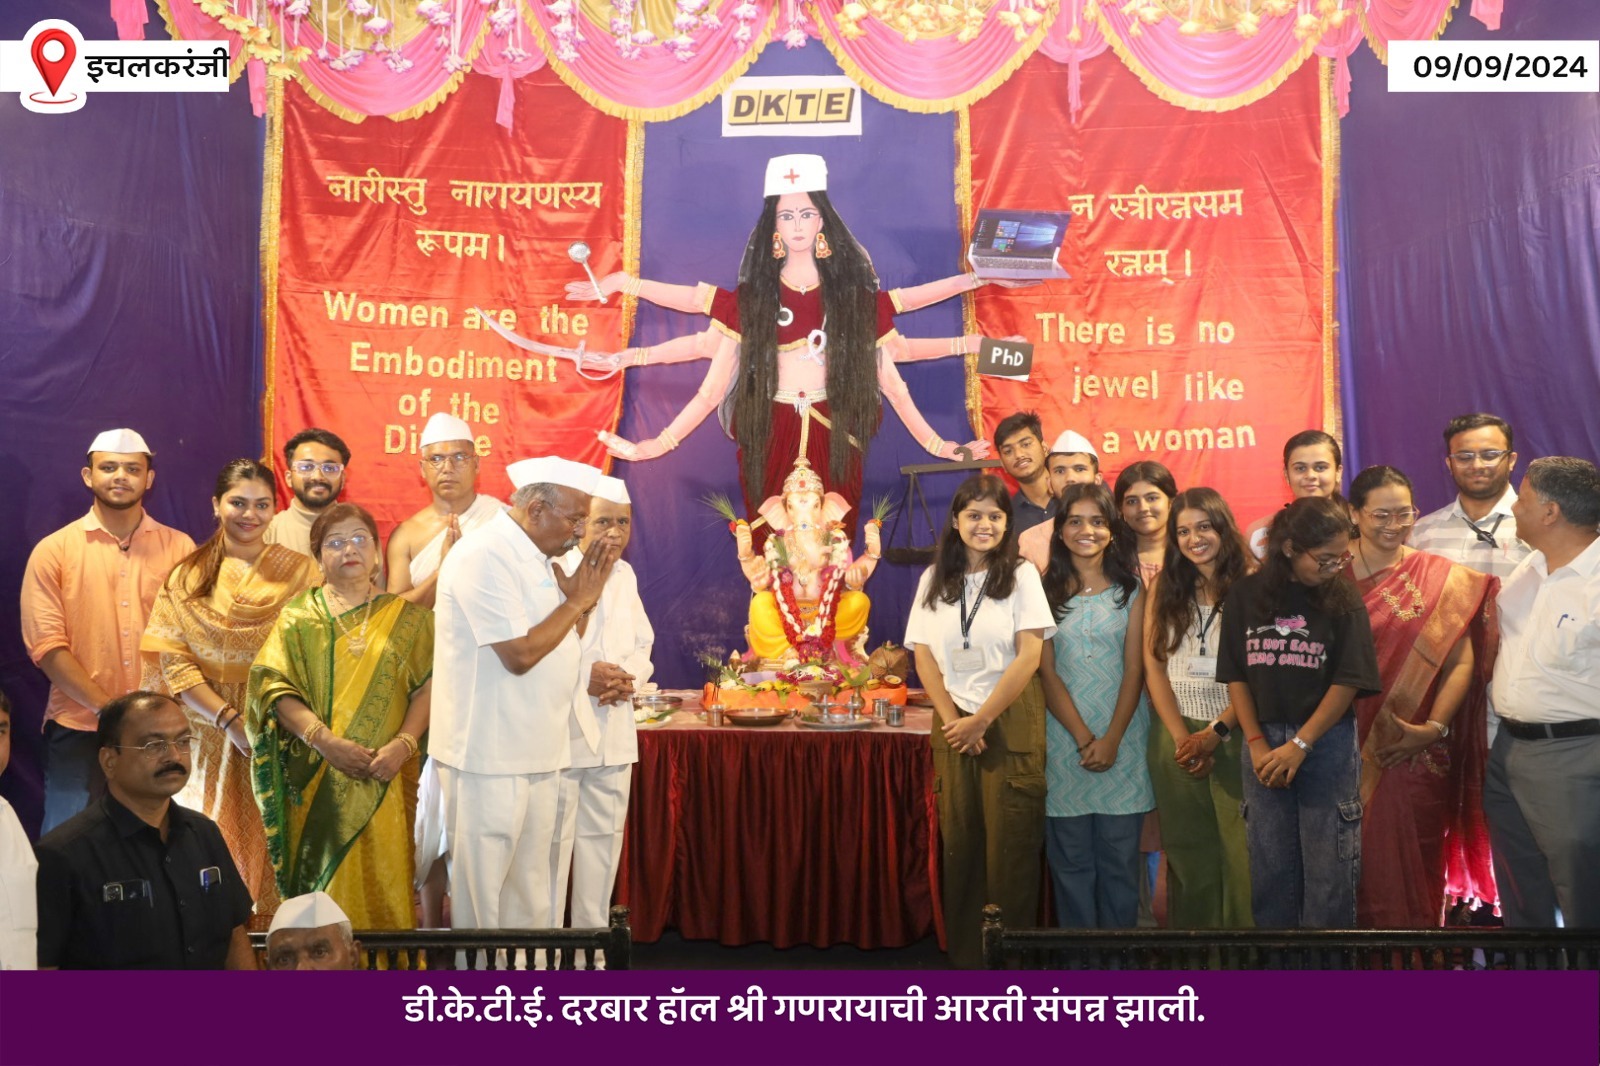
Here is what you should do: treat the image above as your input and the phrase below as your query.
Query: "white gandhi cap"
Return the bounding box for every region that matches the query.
[505,456,602,495]
[88,428,153,456]
[592,475,630,506]
[418,413,474,448]
[1047,429,1097,460]
[764,154,828,198]
[268,891,351,936]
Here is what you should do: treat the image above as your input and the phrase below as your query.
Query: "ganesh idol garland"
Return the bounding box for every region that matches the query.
[715,457,883,667]
[561,153,1027,538]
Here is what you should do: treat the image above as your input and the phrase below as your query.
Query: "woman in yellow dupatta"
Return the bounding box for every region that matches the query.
[248,503,433,930]
[1345,467,1498,927]
[141,459,319,916]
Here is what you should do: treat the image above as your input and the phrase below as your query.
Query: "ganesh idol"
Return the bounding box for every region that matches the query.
[735,458,879,665]
[563,153,1030,538]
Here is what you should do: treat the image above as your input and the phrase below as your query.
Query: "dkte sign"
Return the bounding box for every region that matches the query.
[721,76,863,137]
[977,337,1034,381]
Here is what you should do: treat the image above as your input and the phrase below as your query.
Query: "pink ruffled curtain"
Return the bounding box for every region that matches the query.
[811,0,1053,111]
[1036,5,1107,119]
[524,0,772,118]
[139,0,1508,123]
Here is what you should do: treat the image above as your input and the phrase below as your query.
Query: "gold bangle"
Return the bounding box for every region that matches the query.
[657,429,680,452]
[623,276,643,298]
[924,435,944,455]
[302,720,326,748]
[632,346,650,367]
[394,731,420,759]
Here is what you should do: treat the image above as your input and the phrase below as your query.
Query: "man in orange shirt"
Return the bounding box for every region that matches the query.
[20,429,195,833]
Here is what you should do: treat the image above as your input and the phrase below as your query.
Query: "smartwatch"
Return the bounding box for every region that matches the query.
[1209,720,1231,740]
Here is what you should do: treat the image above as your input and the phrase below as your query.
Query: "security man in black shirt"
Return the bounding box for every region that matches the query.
[34,691,255,969]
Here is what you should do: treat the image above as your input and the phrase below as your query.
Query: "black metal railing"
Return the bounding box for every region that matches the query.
[980,905,1600,970]
[250,905,632,970]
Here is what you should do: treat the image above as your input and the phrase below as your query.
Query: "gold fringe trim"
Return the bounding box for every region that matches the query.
[955,103,982,435]
[1091,5,1319,112]
[599,115,647,472]
[521,0,773,121]
[1361,0,1460,65]
[711,318,742,342]
[288,14,493,124]
[815,6,1058,114]
[156,0,251,82]
[622,118,644,344]
[259,76,287,467]
[1320,56,1341,444]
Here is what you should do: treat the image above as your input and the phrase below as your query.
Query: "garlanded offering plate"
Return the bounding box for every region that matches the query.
[725,707,791,727]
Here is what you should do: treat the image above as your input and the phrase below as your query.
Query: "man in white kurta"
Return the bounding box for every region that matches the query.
[384,413,506,910]
[431,456,620,940]
[551,477,654,958]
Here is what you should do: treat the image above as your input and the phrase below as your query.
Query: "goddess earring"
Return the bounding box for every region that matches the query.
[772,231,786,259]
[815,231,832,259]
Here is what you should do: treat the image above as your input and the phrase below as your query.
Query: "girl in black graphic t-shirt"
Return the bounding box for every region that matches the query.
[1216,496,1380,928]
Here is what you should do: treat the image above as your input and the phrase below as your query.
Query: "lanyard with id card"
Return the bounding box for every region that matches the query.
[1187,601,1220,680]
[951,578,988,674]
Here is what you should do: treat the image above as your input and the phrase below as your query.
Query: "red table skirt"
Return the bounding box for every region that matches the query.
[616,711,942,949]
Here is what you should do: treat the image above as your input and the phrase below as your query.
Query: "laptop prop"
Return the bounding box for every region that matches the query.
[967,208,1071,280]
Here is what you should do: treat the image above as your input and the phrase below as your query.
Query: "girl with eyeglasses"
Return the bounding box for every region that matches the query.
[1343,466,1498,926]
[248,503,434,931]
[1215,495,1381,927]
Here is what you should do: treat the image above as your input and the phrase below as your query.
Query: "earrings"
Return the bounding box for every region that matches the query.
[815,231,832,259]
[772,231,786,259]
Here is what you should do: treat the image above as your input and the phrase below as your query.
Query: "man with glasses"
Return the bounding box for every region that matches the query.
[264,427,350,556]
[1485,458,1600,928]
[1410,413,1530,580]
[387,413,505,610]
[21,429,196,833]
[33,692,255,969]
[385,414,505,926]
[431,457,620,953]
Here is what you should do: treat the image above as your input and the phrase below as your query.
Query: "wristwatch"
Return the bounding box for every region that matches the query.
[1209,720,1231,740]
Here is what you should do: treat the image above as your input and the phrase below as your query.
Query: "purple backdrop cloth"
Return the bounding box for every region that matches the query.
[614,43,970,690]
[1339,0,1600,506]
[0,0,265,836]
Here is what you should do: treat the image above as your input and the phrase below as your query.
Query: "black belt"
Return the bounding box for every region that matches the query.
[1500,718,1600,740]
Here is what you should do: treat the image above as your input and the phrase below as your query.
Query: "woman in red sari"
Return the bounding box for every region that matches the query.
[1344,466,1498,927]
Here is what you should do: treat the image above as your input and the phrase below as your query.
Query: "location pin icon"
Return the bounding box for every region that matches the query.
[31,29,76,98]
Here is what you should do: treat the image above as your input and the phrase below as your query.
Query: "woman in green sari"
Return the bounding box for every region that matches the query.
[248,503,433,930]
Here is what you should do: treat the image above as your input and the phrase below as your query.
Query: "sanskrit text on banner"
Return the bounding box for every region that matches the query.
[966,55,1333,526]
[268,69,635,534]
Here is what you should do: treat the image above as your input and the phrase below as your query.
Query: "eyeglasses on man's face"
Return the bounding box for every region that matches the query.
[423,452,475,470]
[292,460,346,477]
[1448,450,1509,466]
[113,735,199,760]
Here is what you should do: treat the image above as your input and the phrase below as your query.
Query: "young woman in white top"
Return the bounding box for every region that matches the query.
[1144,487,1256,928]
[905,474,1054,968]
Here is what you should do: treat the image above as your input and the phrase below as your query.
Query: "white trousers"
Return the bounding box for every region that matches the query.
[439,764,561,932]
[550,763,633,929]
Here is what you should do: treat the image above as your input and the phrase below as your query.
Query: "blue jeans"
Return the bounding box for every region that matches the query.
[1239,717,1360,928]
[42,719,105,834]
[1045,813,1144,928]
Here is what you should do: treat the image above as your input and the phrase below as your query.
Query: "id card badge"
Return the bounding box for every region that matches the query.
[1187,655,1218,680]
[950,647,985,674]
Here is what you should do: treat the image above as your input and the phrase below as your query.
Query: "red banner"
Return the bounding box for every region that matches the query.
[966,54,1334,522]
[266,70,637,533]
